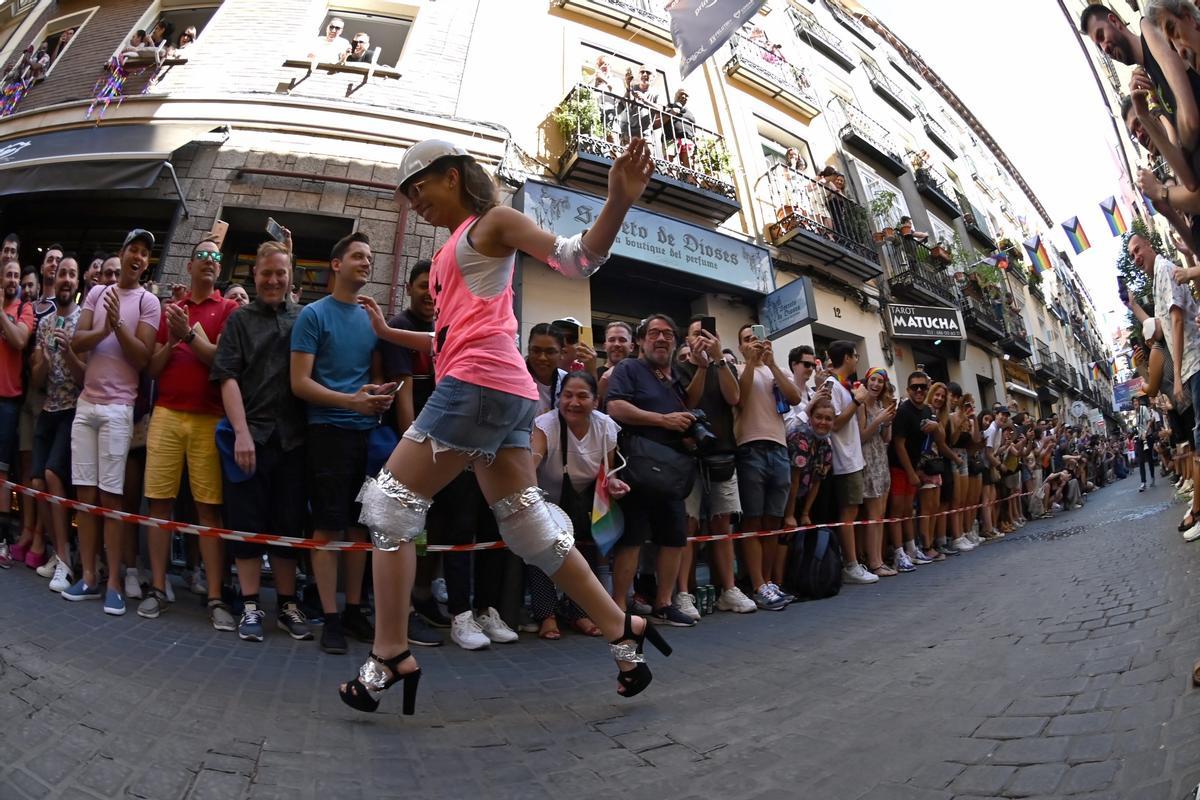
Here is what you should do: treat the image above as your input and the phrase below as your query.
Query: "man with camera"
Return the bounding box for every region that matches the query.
[605,313,697,627]
[673,315,755,616]
[734,323,801,610]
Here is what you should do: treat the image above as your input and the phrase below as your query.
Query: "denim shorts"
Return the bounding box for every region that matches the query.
[1190,371,1200,451]
[404,375,537,461]
[735,440,790,518]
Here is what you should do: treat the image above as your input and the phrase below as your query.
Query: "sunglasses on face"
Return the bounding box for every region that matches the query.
[353,39,367,45]
[328,24,342,30]
[193,250,222,263]
[799,361,816,369]
[909,384,929,392]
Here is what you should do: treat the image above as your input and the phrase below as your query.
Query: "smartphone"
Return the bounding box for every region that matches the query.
[374,380,405,397]
[751,324,766,341]
[700,316,717,336]
[209,219,229,248]
[266,216,286,243]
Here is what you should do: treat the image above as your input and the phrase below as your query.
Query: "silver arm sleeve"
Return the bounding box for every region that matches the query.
[546,233,609,279]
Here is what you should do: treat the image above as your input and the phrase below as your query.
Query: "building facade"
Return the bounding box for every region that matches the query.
[0,0,1114,425]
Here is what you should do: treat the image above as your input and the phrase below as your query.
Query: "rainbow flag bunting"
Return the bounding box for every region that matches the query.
[590,458,624,556]
[1023,235,1051,274]
[1091,362,1103,382]
[1060,216,1091,255]
[985,251,1009,270]
[1100,196,1127,236]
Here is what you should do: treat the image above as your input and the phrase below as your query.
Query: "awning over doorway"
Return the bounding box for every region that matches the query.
[0,123,217,196]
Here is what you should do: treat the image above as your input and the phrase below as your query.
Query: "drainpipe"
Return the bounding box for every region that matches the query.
[389,203,409,316]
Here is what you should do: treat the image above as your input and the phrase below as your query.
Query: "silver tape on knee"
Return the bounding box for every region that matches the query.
[491,487,575,574]
[546,233,608,279]
[356,469,432,551]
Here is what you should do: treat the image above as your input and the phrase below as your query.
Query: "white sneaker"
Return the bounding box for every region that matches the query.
[48,559,73,593]
[36,552,60,579]
[952,536,976,552]
[474,607,517,643]
[673,591,701,621]
[189,568,207,596]
[1183,520,1200,542]
[164,576,176,603]
[967,530,983,546]
[450,610,491,650]
[842,562,879,585]
[715,586,756,613]
[124,567,143,600]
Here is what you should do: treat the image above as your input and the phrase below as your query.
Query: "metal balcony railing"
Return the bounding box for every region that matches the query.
[725,33,819,112]
[823,0,874,46]
[920,111,957,159]
[1099,53,1122,95]
[861,57,912,117]
[555,83,736,201]
[913,164,961,217]
[789,5,855,69]
[955,190,996,247]
[882,236,960,306]
[551,0,670,37]
[1034,340,1052,372]
[833,97,905,173]
[961,292,1005,337]
[765,162,877,264]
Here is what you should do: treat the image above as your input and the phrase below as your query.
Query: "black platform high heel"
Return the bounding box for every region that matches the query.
[339,650,422,715]
[611,613,671,698]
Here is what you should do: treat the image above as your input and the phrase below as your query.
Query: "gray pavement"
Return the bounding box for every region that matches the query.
[1,477,1198,800]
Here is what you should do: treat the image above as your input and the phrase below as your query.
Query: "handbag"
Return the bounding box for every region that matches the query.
[619,431,696,500]
[701,452,736,483]
[916,433,945,475]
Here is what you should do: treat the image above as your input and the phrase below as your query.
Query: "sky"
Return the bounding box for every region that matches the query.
[861,0,1129,341]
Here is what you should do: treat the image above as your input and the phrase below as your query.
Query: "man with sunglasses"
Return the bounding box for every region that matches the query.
[343,32,373,64]
[785,345,818,425]
[888,372,941,566]
[137,240,239,626]
[308,17,349,62]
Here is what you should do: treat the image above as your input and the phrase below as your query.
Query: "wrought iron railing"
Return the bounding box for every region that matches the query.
[1099,53,1122,95]
[726,33,818,107]
[882,236,960,305]
[764,163,877,262]
[833,97,904,165]
[555,83,736,200]
[553,0,669,30]
[861,57,906,102]
[1003,310,1030,343]
[789,5,851,57]
[824,0,874,44]
[955,190,995,242]
[914,165,959,207]
[962,293,1004,333]
[1034,341,1052,371]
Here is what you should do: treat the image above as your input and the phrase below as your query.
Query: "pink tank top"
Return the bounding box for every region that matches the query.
[430,215,538,401]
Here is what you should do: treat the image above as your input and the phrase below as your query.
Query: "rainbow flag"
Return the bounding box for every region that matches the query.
[590,459,624,556]
[1100,196,1127,236]
[1023,235,1051,274]
[1061,216,1091,255]
[1091,362,1103,382]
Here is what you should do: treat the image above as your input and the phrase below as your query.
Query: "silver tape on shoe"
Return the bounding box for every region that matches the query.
[357,469,432,551]
[491,487,575,574]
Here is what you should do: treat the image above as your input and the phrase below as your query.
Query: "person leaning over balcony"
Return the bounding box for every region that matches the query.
[817,166,852,239]
[62,230,159,614]
[622,66,662,153]
[734,323,802,608]
[343,33,373,64]
[590,55,619,144]
[308,17,350,62]
[662,89,697,171]
[176,26,198,52]
[348,138,663,714]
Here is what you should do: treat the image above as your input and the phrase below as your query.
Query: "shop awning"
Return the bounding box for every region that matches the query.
[0,123,217,197]
[1005,381,1039,400]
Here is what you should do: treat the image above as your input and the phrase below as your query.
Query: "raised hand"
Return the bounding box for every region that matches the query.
[608,137,654,208]
[356,294,389,337]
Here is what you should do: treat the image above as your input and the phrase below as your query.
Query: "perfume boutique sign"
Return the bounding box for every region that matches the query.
[517,180,775,294]
[887,303,965,340]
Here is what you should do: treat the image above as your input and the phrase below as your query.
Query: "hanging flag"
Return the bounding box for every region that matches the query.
[590,458,625,556]
[1100,196,1128,236]
[1060,216,1091,255]
[985,251,1009,270]
[1023,235,1051,274]
[669,0,767,78]
[1142,192,1157,216]
[1091,362,1103,382]
[1111,359,1120,379]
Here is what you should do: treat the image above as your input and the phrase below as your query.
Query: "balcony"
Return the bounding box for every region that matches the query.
[862,59,914,120]
[553,84,739,224]
[961,292,1006,341]
[921,112,958,160]
[1000,312,1033,358]
[913,165,961,219]
[764,163,881,281]
[1028,280,1045,304]
[834,98,906,175]
[1051,354,1071,388]
[882,236,960,307]
[789,6,857,71]
[550,0,672,45]
[823,0,875,47]
[955,190,997,250]
[724,34,820,119]
[1034,341,1054,378]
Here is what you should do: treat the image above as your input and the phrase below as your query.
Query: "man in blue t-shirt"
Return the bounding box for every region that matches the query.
[290,231,396,655]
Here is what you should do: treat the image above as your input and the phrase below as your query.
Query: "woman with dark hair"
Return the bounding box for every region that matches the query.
[350,138,660,714]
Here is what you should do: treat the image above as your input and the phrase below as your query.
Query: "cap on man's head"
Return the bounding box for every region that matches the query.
[122,228,155,250]
[1142,317,1158,341]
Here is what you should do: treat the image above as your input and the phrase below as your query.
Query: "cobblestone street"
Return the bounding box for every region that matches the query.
[1,478,1197,800]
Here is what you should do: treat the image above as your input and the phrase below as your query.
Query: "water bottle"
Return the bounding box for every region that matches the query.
[49,315,65,351]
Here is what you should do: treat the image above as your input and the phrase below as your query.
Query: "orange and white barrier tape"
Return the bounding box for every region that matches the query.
[1,480,1035,553]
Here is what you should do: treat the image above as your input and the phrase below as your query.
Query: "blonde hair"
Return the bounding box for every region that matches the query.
[256,240,289,262]
[929,381,950,425]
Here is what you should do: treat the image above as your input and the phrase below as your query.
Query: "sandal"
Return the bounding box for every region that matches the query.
[339,650,421,715]
[611,612,671,698]
[1180,511,1197,533]
[871,564,898,578]
[538,619,561,640]
[571,617,603,637]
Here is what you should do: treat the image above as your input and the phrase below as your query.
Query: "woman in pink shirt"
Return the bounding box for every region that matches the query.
[347,138,662,714]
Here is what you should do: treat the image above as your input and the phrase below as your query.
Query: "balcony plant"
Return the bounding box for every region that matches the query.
[930,239,952,265]
[694,137,732,178]
[869,190,897,241]
[552,87,602,146]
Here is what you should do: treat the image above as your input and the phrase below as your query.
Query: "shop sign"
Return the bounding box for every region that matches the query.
[886,303,965,340]
[518,180,775,294]
[758,276,816,339]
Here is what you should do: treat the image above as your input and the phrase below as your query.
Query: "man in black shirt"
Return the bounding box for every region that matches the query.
[344,33,373,63]
[887,371,940,566]
[380,260,434,434]
[662,89,697,171]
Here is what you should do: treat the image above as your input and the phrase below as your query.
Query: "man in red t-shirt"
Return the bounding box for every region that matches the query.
[137,241,238,627]
[0,259,34,566]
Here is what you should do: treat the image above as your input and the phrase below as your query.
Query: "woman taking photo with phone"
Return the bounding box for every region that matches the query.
[857,367,897,575]
[349,138,662,715]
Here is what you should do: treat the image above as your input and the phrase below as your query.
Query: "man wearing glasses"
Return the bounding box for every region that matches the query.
[888,371,941,566]
[137,240,240,626]
[308,17,350,62]
[343,33,373,64]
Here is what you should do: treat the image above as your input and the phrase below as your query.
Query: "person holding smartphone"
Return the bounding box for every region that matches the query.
[822,340,876,584]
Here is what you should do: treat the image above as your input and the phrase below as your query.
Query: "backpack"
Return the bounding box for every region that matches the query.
[784,527,843,600]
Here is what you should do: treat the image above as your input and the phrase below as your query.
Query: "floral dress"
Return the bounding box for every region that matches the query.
[861,402,891,500]
[786,418,833,499]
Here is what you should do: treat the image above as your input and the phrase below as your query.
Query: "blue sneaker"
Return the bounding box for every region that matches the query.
[61,579,102,601]
[103,588,126,616]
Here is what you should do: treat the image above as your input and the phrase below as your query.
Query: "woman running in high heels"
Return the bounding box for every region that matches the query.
[344,137,668,714]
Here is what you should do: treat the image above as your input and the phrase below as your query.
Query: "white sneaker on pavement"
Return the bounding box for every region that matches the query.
[1183,520,1200,542]
[474,607,518,643]
[36,552,61,579]
[450,610,491,650]
[952,536,976,552]
[842,562,879,585]
[124,567,143,600]
[48,559,73,593]
[715,586,756,613]
[672,592,701,621]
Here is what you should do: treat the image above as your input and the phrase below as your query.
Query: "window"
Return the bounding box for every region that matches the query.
[758,119,815,175]
[216,207,356,303]
[113,2,222,63]
[5,7,98,81]
[858,164,908,226]
[308,8,413,67]
[929,216,955,249]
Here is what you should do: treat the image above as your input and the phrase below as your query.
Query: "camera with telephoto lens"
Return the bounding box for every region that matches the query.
[683,409,717,453]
